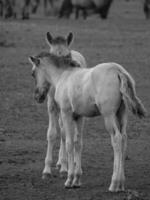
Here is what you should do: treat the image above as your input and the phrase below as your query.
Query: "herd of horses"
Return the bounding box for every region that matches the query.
[0,0,150,20]
[59,0,114,19]
[29,32,146,192]
[144,0,150,19]
[0,0,53,19]
[0,0,114,20]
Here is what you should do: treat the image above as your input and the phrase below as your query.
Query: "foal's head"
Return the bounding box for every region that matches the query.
[46,32,73,57]
[29,51,80,103]
[29,54,50,103]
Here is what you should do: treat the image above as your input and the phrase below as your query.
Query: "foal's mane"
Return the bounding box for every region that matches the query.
[36,52,80,68]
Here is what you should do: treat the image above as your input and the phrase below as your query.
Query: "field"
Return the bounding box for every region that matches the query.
[0,0,150,200]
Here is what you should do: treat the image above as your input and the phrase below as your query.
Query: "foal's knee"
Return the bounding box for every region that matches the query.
[47,121,58,141]
[111,133,123,151]
[66,140,73,153]
[122,133,127,150]
[122,133,127,141]
[47,128,57,142]
[74,139,82,152]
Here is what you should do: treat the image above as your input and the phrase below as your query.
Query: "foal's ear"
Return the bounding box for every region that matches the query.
[28,56,40,66]
[66,32,73,46]
[46,32,53,46]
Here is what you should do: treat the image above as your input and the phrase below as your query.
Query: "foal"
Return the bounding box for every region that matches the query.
[46,32,87,67]
[29,52,146,192]
[43,32,87,179]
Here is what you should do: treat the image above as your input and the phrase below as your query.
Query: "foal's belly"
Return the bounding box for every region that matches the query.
[69,70,100,117]
[75,104,100,117]
[71,95,100,117]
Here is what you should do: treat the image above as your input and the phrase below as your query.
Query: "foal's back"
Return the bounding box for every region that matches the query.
[55,62,122,117]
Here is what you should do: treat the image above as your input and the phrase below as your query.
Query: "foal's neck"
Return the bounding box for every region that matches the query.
[44,54,80,87]
[45,64,66,87]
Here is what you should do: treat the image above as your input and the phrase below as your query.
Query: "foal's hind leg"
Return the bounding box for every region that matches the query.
[104,112,127,192]
[116,101,128,171]
[72,118,84,188]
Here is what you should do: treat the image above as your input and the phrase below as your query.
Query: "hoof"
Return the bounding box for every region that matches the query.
[42,173,52,180]
[72,178,81,188]
[65,185,73,189]
[64,178,73,189]
[109,180,125,192]
[65,182,73,189]
[72,184,81,189]
[65,182,72,188]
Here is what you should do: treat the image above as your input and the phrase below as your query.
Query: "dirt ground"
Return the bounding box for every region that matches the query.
[0,1,150,200]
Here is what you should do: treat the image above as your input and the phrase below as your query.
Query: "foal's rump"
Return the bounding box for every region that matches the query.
[74,62,146,118]
[70,50,87,68]
[56,62,145,119]
[93,62,146,118]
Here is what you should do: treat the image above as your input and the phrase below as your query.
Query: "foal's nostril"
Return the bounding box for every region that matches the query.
[34,88,47,103]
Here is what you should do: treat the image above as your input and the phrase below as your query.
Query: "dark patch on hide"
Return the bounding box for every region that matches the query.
[72,112,80,121]
[36,51,80,68]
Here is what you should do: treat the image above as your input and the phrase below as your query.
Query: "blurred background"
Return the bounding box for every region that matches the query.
[0,0,150,20]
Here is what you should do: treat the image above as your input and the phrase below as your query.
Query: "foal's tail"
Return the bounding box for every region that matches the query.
[118,69,146,118]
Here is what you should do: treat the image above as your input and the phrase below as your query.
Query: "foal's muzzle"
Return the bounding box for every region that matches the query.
[34,91,47,103]
[34,86,49,103]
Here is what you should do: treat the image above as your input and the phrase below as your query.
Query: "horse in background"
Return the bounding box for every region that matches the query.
[43,0,54,15]
[23,0,54,16]
[59,0,73,18]
[0,0,54,19]
[42,32,87,179]
[59,0,114,19]
[22,0,54,17]
[144,0,150,19]
[30,0,54,16]
[0,0,3,16]
[29,50,146,191]
[0,0,16,19]
[0,0,31,19]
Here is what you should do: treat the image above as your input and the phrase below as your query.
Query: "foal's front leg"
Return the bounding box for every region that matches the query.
[42,95,59,179]
[56,115,68,176]
[61,111,75,188]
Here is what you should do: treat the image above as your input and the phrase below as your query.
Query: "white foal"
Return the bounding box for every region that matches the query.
[29,52,146,192]
[42,32,87,179]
